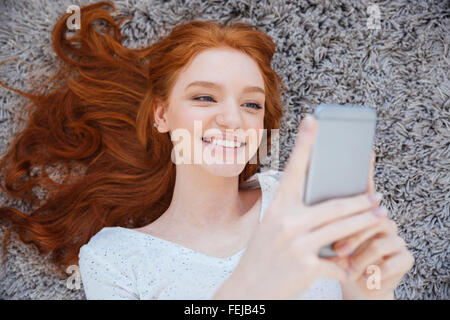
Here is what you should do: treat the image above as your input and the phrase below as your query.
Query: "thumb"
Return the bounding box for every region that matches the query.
[277,114,318,203]
[366,150,376,194]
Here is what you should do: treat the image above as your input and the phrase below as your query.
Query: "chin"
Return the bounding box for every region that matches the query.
[200,162,247,178]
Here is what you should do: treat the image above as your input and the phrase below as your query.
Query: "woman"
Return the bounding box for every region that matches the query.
[0,2,414,299]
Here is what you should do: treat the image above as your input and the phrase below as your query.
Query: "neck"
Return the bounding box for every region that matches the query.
[162,165,247,233]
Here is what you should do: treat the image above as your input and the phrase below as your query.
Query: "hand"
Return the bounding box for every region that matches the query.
[326,151,415,299]
[214,115,385,300]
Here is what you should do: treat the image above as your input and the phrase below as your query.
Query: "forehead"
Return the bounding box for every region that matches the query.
[175,47,265,89]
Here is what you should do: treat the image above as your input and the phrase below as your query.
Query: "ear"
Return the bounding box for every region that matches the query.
[153,98,170,133]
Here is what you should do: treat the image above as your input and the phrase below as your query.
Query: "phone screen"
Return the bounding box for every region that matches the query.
[302,104,377,257]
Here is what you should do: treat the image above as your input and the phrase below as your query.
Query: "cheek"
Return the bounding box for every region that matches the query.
[247,127,265,155]
[253,117,265,144]
[169,107,209,133]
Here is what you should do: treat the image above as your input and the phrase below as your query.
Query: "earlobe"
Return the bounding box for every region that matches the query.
[154,120,169,133]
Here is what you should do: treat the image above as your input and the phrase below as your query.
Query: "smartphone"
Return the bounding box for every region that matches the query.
[302,104,377,258]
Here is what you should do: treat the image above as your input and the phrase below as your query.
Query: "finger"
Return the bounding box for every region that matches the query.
[347,235,406,281]
[317,257,348,283]
[366,150,376,194]
[276,114,317,204]
[363,254,410,295]
[332,211,395,256]
[304,192,382,231]
[377,277,401,296]
[321,255,350,274]
[375,249,415,281]
[307,208,388,250]
[360,261,394,295]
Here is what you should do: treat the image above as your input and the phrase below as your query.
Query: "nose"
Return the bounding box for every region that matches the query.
[215,100,243,129]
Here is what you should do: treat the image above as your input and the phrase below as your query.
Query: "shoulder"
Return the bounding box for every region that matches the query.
[80,227,126,255]
[257,169,284,190]
[78,227,146,270]
[78,227,142,299]
[241,168,284,189]
[259,169,284,181]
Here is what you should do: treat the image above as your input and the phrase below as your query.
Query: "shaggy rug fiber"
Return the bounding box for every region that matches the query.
[0,0,448,300]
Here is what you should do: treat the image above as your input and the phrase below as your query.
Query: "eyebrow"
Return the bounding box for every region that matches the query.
[185,81,265,95]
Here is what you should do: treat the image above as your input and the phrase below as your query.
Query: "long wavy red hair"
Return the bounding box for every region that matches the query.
[0,1,284,278]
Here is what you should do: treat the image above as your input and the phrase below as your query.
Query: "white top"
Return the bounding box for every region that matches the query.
[78,169,342,300]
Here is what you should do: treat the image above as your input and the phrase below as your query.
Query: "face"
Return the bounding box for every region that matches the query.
[154,47,266,177]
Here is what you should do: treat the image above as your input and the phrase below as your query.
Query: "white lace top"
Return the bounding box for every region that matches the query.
[78,169,342,300]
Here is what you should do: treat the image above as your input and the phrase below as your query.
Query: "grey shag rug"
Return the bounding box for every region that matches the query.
[0,0,449,300]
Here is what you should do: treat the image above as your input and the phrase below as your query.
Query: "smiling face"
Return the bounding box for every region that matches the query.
[154,47,266,177]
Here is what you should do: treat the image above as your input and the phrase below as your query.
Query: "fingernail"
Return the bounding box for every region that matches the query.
[372,206,388,217]
[368,192,383,204]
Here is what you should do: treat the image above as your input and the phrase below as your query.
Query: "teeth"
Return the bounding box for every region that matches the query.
[202,137,243,148]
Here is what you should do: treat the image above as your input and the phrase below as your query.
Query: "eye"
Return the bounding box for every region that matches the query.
[245,102,263,110]
[193,96,215,102]
[193,96,263,110]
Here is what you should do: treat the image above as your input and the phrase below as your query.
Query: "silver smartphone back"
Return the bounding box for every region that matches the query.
[302,104,377,257]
